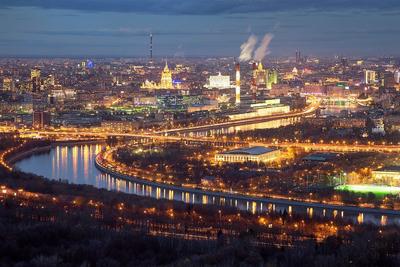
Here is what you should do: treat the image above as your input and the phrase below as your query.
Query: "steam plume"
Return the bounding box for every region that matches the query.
[239,35,257,62]
[253,34,273,62]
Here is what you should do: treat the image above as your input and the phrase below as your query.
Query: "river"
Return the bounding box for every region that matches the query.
[14,144,400,226]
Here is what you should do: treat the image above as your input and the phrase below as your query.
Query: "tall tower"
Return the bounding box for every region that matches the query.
[160,61,173,89]
[149,33,153,64]
[31,68,41,92]
[295,50,301,64]
[235,63,241,105]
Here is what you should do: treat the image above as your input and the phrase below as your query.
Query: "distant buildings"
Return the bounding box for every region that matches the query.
[216,146,280,163]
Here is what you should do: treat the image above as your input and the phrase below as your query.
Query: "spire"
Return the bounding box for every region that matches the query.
[164,60,169,71]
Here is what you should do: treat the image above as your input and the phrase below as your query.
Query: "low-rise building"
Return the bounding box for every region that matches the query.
[372,166,400,186]
[215,146,280,163]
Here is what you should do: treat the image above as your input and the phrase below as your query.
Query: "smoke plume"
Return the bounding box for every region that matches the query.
[239,35,257,62]
[253,33,274,62]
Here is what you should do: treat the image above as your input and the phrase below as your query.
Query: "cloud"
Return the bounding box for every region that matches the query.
[239,34,257,62]
[1,0,400,15]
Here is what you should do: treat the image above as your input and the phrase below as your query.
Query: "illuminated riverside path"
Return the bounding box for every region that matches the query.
[12,144,400,225]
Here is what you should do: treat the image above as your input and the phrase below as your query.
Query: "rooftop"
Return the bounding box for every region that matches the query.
[221,146,277,155]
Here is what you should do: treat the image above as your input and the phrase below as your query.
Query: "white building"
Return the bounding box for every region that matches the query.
[394,70,400,84]
[207,73,231,89]
[215,146,280,163]
[228,99,290,120]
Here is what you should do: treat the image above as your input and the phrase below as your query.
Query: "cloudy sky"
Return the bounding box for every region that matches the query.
[0,0,399,57]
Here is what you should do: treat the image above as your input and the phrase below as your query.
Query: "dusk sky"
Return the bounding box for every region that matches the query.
[1,0,400,58]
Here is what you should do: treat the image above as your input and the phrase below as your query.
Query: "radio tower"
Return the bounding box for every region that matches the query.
[149,33,153,64]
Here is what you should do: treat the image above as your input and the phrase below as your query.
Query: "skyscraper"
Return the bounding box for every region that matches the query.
[394,70,400,84]
[295,50,301,64]
[31,68,41,92]
[364,70,376,85]
[159,61,173,89]
[266,69,278,90]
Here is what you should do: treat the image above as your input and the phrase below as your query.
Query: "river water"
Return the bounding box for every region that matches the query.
[14,143,400,226]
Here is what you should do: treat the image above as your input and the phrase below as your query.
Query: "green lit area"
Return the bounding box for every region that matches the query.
[335,184,400,196]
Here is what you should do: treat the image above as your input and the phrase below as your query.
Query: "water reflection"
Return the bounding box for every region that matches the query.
[185,117,300,137]
[14,144,400,225]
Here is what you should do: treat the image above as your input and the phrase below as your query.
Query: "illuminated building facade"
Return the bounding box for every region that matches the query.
[372,166,400,186]
[160,62,173,89]
[364,70,376,85]
[266,69,278,90]
[207,73,231,89]
[31,68,41,92]
[215,146,280,163]
[254,62,267,88]
[395,70,400,84]
[141,62,174,90]
[2,77,13,91]
[228,98,290,120]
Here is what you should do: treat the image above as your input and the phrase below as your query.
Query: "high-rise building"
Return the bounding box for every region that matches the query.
[2,77,13,91]
[159,62,173,89]
[295,50,301,64]
[254,62,267,88]
[266,69,278,90]
[31,68,41,92]
[394,70,400,84]
[383,73,396,88]
[364,70,376,85]
[32,111,50,129]
[141,61,175,90]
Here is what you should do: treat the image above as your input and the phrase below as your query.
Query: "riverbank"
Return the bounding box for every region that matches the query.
[94,149,400,220]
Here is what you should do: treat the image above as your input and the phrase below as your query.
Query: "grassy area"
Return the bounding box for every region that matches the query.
[336,184,400,197]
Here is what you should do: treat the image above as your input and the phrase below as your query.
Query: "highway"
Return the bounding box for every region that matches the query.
[156,102,319,135]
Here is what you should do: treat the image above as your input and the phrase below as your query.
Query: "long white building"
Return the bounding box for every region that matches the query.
[215,146,280,163]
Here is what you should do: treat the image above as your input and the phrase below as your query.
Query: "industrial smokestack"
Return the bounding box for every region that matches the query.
[235,63,241,104]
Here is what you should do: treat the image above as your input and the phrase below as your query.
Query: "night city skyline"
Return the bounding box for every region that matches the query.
[2,1,400,266]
